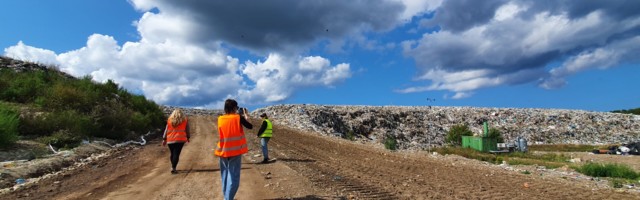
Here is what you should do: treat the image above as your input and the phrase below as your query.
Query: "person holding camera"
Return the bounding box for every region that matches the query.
[257,113,273,163]
[215,99,252,200]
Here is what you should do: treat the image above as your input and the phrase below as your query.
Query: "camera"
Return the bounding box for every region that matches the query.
[237,107,247,115]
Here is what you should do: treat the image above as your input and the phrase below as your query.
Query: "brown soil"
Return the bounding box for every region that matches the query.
[1,116,639,200]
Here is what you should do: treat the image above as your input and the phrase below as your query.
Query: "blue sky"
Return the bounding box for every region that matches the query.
[2,0,639,112]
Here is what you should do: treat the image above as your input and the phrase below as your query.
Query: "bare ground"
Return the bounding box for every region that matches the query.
[1,115,639,200]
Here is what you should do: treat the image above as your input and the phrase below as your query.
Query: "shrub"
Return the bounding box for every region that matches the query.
[129,112,151,134]
[38,129,82,149]
[487,128,504,143]
[344,130,355,141]
[129,95,165,130]
[47,82,81,110]
[91,99,133,140]
[0,102,20,147]
[0,70,49,103]
[576,163,639,180]
[384,135,398,150]
[19,110,95,138]
[446,124,473,146]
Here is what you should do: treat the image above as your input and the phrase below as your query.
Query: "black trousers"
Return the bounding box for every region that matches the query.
[168,143,185,170]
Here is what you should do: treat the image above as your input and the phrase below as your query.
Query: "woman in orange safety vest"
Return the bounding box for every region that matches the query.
[163,109,190,174]
[215,99,252,200]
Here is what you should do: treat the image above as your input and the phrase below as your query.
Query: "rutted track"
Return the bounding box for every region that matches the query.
[248,119,640,199]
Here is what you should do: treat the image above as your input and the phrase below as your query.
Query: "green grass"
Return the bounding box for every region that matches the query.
[0,102,20,147]
[344,130,355,141]
[574,163,640,180]
[0,60,166,147]
[529,144,607,152]
[384,136,397,150]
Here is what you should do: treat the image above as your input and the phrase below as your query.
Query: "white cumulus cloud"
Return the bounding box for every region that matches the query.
[404,0,640,99]
[239,54,351,103]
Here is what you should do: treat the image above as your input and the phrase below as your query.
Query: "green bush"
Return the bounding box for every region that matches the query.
[129,112,152,133]
[487,128,504,143]
[344,130,355,141]
[0,102,20,147]
[576,163,639,180]
[0,70,50,103]
[39,129,82,149]
[19,110,95,138]
[91,99,135,140]
[446,124,473,146]
[384,135,398,150]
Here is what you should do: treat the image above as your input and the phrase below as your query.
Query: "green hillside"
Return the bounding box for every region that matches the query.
[0,57,165,149]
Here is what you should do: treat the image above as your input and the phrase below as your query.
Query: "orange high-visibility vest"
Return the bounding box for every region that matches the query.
[215,114,248,157]
[166,119,188,143]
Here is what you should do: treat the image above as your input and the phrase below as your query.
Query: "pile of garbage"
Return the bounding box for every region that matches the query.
[0,56,73,78]
[253,104,640,150]
[162,106,221,116]
[593,142,640,155]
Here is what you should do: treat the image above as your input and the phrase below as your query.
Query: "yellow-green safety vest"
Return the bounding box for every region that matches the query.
[260,119,273,138]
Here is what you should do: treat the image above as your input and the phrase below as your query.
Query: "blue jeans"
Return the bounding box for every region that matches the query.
[219,155,242,200]
[261,137,270,160]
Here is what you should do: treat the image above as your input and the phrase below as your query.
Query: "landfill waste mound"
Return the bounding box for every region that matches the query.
[253,104,640,150]
[162,106,222,116]
[0,56,73,79]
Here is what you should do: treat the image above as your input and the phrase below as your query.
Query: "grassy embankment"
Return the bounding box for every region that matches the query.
[0,58,165,157]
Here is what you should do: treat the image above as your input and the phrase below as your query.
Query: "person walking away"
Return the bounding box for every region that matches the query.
[163,109,190,174]
[257,113,273,163]
[215,99,252,200]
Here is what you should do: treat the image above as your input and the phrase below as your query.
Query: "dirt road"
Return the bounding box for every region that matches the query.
[2,116,639,199]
